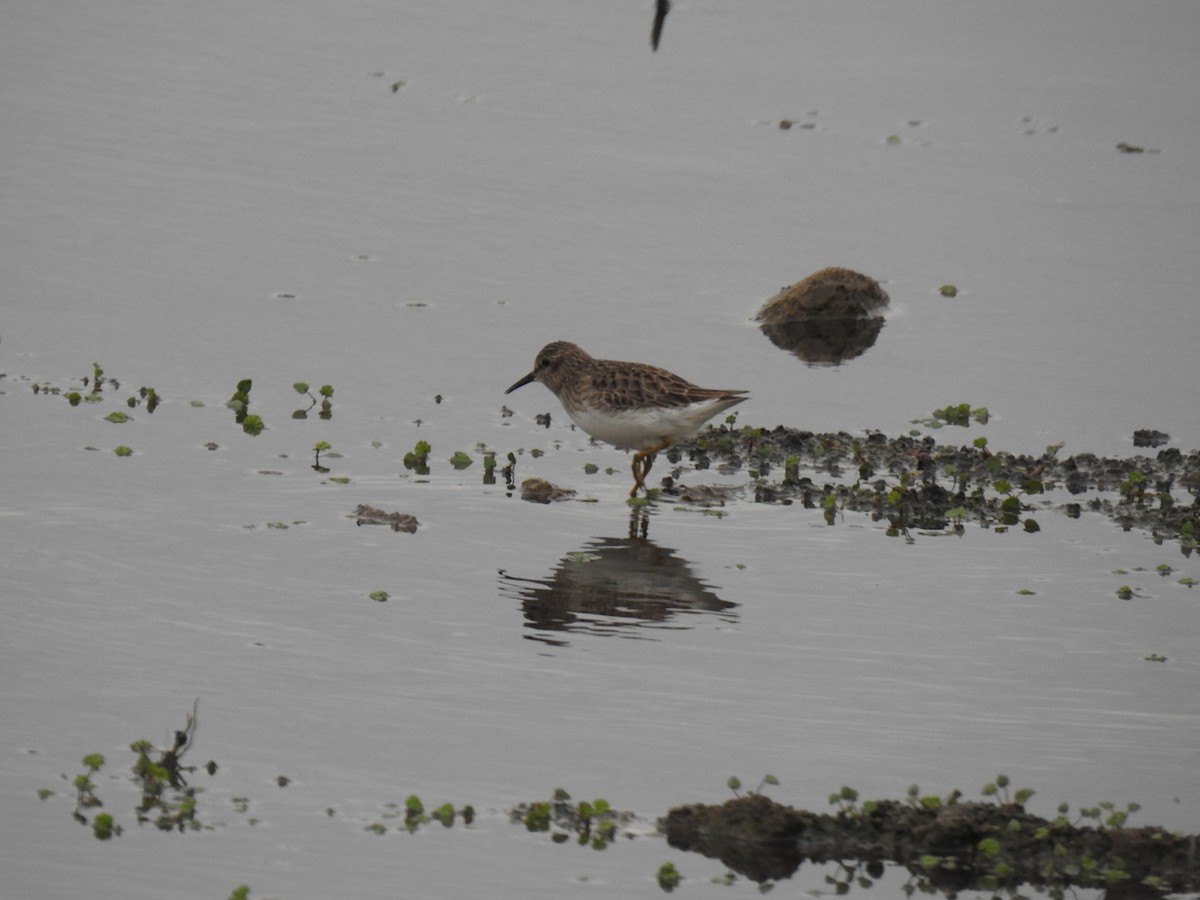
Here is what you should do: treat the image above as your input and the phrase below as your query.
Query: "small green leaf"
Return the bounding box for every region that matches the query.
[978,837,1001,857]
[657,862,681,890]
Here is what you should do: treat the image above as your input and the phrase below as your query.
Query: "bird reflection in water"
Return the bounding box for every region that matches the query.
[754,267,889,366]
[498,516,737,645]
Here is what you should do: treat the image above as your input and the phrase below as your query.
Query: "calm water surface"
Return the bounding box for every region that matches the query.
[3,1,1199,898]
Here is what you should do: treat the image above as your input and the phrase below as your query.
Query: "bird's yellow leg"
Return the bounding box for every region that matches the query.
[629,438,672,497]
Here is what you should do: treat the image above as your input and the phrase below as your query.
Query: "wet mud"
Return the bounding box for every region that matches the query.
[662,793,1200,896]
[668,428,1200,549]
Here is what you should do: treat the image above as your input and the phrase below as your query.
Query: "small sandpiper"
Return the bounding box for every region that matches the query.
[505,341,749,497]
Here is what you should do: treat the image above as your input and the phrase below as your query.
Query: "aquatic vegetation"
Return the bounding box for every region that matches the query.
[939,284,959,297]
[72,753,106,822]
[369,591,389,602]
[449,450,473,469]
[663,777,1197,895]
[126,386,160,412]
[113,445,133,457]
[726,775,780,797]
[226,379,265,434]
[91,812,116,840]
[678,426,1200,549]
[226,379,252,418]
[312,440,332,473]
[511,788,633,849]
[913,402,989,428]
[657,861,682,890]
[104,410,129,423]
[365,794,474,834]
[980,772,1035,806]
[403,440,431,474]
[85,362,109,394]
[499,451,517,489]
[131,702,209,832]
[292,382,334,420]
[57,703,216,840]
[49,749,1197,897]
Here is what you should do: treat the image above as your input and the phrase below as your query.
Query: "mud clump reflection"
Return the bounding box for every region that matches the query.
[754,268,889,366]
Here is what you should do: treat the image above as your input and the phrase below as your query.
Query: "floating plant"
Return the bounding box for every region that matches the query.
[292,382,334,420]
[226,379,261,432]
[657,862,681,890]
[511,788,631,849]
[126,387,160,412]
[312,440,331,473]
[403,440,431,474]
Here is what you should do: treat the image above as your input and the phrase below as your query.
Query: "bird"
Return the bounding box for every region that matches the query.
[505,341,748,497]
[651,0,671,51]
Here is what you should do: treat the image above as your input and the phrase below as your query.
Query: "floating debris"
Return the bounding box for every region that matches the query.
[1133,429,1170,448]
[352,505,419,533]
[519,478,576,504]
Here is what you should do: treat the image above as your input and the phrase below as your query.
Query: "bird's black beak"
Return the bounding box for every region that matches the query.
[505,371,536,394]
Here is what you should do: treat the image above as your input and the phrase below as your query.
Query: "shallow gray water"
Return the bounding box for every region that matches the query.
[3,1,1199,898]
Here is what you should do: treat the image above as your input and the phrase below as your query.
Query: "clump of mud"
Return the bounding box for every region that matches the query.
[669,428,1199,548]
[662,793,1200,895]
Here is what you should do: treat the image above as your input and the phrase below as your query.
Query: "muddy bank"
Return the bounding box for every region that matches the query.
[669,427,1200,549]
[662,793,1200,896]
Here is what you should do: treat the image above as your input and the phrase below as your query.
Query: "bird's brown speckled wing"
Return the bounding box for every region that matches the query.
[583,360,746,411]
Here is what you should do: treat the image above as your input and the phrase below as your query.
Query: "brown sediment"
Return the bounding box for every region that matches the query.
[669,428,1200,547]
[661,793,1200,895]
